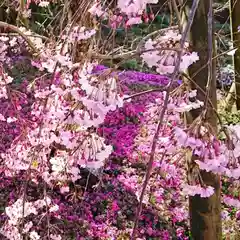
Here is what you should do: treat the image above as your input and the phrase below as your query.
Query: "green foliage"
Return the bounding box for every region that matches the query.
[28,2,62,35]
[219,110,240,125]
[215,22,230,34]
[119,59,139,70]
[130,15,170,37]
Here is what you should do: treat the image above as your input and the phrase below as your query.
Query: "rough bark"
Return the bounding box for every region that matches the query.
[183,0,222,239]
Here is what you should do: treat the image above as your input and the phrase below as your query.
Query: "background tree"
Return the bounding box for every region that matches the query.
[183,0,222,239]
[230,0,240,109]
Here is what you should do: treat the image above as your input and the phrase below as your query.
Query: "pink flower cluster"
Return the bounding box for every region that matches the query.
[141,31,199,75]
[88,0,158,27]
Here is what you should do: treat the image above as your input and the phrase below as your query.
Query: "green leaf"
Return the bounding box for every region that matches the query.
[149,195,156,205]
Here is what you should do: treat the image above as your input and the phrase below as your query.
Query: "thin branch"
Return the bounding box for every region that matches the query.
[123,87,168,101]
[0,32,49,41]
[172,0,182,27]
[72,46,182,69]
[130,0,200,238]
[203,0,214,113]
[192,47,240,79]
[0,21,39,54]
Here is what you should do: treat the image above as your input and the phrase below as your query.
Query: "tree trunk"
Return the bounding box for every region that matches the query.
[183,0,222,239]
[230,0,240,109]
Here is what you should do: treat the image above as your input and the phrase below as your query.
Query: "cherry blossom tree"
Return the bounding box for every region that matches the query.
[183,0,222,238]
[1,0,240,240]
